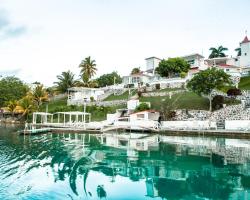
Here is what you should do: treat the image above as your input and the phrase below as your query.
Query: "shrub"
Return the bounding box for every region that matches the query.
[227,88,242,97]
[180,72,187,78]
[90,96,94,102]
[212,95,224,110]
[135,102,150,112]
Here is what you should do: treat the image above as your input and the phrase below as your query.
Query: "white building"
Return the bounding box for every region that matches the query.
[236,36,250,67]
[67,87,105,105]
[122,72,152,88]
[145,57,162,74]
[182,53,207,70]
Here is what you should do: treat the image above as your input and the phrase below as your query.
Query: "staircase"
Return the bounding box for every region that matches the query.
[216,119,225,129]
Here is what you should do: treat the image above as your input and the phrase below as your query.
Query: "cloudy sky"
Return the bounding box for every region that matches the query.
[0,0,250,86]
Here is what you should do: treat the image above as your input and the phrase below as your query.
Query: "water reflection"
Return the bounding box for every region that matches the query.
[0,126,250,199]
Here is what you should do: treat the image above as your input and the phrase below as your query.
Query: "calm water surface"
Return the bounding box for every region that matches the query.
[1,125,250,200]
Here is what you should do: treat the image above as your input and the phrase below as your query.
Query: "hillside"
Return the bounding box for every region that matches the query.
[239,76,250,90]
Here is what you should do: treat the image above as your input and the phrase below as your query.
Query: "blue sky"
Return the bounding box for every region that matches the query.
[0,0,249,85]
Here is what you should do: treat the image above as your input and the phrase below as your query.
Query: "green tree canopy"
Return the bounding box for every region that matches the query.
[131,67,141,75]
[155,57,190,78]
[96,71,122,87]
[187,67,231,111]
[209,46,228,58]
[0,76,28,107]
[54,70,76,93]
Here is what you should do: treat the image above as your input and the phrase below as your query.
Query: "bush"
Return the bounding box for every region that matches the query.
[212,95,224,110]
[180,72,187,78]
[227,88,242,97]
[135,102,150,112]
[90,96,94,102]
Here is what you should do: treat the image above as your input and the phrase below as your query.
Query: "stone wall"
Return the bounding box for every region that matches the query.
[142,90,186,97]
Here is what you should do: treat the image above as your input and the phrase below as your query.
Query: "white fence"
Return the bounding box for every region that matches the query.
[225,120,250,130]
[161,120,217,130]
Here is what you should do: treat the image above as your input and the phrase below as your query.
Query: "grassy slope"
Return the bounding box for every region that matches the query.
[104,91,129,101]
[140,92,210,111]
[239,76,250,90]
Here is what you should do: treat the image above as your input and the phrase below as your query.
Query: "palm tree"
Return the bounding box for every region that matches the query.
[15,96,36,120]
[235,47,241,56]
[6,100,18,117]
[27,85,48,108]
[209,46,228,58]
[54,70,76,93]
[79,56,97,83]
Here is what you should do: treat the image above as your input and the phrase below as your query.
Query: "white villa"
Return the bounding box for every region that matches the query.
[121,35,250,89]
[65,35,250,106]
[67,87,105,105]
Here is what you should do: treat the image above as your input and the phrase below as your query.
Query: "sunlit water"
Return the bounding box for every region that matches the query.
[1,125,250,200]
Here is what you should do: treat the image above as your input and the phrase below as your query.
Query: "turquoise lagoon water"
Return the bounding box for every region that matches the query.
[0,125,250,200]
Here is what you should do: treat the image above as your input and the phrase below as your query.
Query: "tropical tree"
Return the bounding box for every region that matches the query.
[15,96,36,120]
[187,67,231,112]
[6,100,18,117]
[0,76,28,106]
[27,84,48,108]
[96,71,122,87]
[79,56,97,83]
[131,67,141,75]
[155,57,190,78]
[235,47,241,56]
[209,46,228,58]
[54,70,76,93]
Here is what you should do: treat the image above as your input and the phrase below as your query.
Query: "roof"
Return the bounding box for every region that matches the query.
[55,111,91,115]
[130,110,158,115]
[182,53,204,59]
[218,64,240,68]
[145,56,162,61]
[241,36,250,44]
[33,112,53,116]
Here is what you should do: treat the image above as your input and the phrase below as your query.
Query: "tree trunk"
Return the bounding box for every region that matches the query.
[209,93,212,112]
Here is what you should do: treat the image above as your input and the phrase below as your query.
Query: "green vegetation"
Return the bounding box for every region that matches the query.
[79,56,97,84]
[0,76,29,106]
[135,102,150,112]
[209,46,228,58]
[104,91,129,101]
[54,70,76,93]
[39,97,123,121]
[96,71,122,87]
[140,92,210,110]
[131,67,141,74]
[156,57,190,78]
[239,76,250,90]
[187,68,231,111]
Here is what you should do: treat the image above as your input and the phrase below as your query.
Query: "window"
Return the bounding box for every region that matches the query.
[245,53,247,56]
[188,59,195,65]
[137,114,145,119]
[226,69,230,72]
[132,77,140,83]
